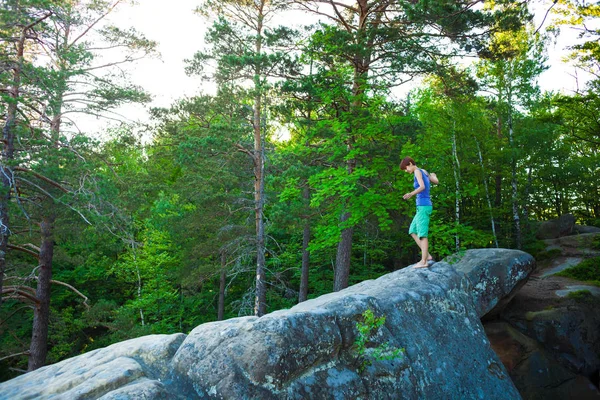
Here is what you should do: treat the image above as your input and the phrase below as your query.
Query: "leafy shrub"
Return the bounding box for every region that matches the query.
[592,235,600,250]
[535,248,562,261]
[430,222,493,259]
[556,257,600,286]
[523,238,561,260]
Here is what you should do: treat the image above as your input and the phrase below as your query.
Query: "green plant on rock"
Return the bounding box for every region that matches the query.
[592,235,600,250]
[566,290,595,303]
[354,309,404,373]
[534,248,562,261]
[444,250,467,265]
[555,257,600,287]
[523,239,560,261]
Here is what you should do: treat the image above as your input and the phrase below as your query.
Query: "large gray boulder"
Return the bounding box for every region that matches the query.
[484,321,600,399]
[0,249,534,400]
[536,214,576,239]
[0,333,185,399]
[444,249,534,319]
[573,224,600,235]
[543,232,600,257]
[501,271,600,378]
[499,234,600,394]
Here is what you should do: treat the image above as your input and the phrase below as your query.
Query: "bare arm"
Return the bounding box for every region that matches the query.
[403,169,425,199]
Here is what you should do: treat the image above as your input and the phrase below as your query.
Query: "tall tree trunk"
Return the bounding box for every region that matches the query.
[28,216,54,371]
[299,186,310,303]
[131,241,144,326]
[523,166,532,235]
[0,31,23,307]
[451,123,461,252]
[334,212,353,292]
[333,1,378,292]
[476,138,499,248]
[507,111,521,249]
[253,2,267,316]
[254,146,266,315]
[494,115,502,207]
[27,113,61,371]
[334,155,355,292]
[218,251,226,320]
[28,51,66,368]
[0,7,50,307]
[334,132,356,292]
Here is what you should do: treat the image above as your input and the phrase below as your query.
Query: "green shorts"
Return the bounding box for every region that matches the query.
[409,206,433,238]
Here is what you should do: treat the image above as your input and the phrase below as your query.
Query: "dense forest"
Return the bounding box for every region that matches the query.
[0,0,598,381]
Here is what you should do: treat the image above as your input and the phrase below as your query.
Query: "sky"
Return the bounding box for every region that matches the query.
[76,0,594,137]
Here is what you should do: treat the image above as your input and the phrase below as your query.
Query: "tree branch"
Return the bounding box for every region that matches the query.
[15,177,92,225]
[69,0,123,48]
[14,167,69,193]
[0,305,34,326]
[7,244,39,259]
[235,143,255,159]
[23,12,53,31]
[0,351,30,362]
[2,286,40,304]
[50,280,90,309]
[83,55,148,72]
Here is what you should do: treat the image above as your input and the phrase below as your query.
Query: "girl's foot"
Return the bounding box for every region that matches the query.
[413,262,429,269]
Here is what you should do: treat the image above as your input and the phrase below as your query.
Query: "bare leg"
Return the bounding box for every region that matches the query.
[410,233,421,247]
[419,237,429,265]
[410,234,432,267]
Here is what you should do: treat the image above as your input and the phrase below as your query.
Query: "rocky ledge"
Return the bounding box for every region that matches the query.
[0,248,534,400]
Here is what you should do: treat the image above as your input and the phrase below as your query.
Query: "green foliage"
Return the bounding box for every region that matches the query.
[555,257,600,287]
[593,235,600,251]
[354,309,404,373]
[566,290,595,304]
[2,0,599,382]
[528,246,562,262]
[430,223,494,259]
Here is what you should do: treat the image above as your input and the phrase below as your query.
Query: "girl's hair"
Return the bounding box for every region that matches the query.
[399,156,415,170]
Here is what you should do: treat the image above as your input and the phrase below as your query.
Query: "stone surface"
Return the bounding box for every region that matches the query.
[0,249,534,400]
[536,214,576,239]
[501,275,600,378]
[485,322,600,400]
[97,378,173,400]
[498,233,600,396]
[542,233,600,257]
[502,232,600,380]
[573,225,600,235]
[538,256,582,278]
[444,249,535,319]
[0,334,185,400]
[555,285,600,298]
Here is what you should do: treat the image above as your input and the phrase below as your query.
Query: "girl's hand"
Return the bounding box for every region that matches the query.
[430,172,439,185]
[403,192,413,200]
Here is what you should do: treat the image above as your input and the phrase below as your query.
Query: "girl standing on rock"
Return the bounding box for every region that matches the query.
[400,156,439,268]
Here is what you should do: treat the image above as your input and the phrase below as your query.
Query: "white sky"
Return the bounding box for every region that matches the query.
[75,0,595,136]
